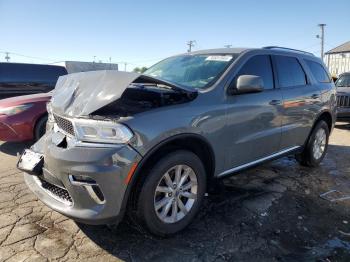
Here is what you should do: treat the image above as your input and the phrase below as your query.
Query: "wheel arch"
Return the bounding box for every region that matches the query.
[296,110,333,167]
[304,110,333,146]
[124,133,216,211]
[312,110,333,134]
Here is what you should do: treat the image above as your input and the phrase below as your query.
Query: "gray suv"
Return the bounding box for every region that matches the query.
[18,47,336,236]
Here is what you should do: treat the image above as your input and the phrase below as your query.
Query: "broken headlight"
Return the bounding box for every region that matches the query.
[73,118,133,144]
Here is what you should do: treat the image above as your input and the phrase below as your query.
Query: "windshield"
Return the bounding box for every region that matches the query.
[144,54,236,89]
[336,74,350,87]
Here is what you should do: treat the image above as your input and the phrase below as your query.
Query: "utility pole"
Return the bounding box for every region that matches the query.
[5,52,10,62]
[124,62,127,71]
[316,24,326,60]
[187,40,196,52]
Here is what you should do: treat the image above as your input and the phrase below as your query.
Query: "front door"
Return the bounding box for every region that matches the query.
[224,54,283,171]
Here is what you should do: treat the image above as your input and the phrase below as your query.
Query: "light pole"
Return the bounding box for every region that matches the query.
[187,40,196,52]
[5,52,10,62]
[316,24,326,59]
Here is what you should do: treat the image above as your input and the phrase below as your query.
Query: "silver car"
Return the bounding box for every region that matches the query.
[18,47,337,236]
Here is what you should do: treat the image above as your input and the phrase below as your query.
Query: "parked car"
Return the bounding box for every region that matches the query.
[0,63,67,100]
[18,47,336,236]
[0,92,51,142]
[335,72,350,122]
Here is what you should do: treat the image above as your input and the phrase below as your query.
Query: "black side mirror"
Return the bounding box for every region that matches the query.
[228,75,264,95]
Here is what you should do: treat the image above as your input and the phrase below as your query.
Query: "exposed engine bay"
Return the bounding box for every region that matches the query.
[51,70,197,118]
[92,82,197,118]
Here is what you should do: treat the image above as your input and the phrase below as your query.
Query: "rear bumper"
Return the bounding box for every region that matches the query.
[23,133,141,225]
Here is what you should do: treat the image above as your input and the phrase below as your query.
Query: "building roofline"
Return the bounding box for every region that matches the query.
[325,41,350,54]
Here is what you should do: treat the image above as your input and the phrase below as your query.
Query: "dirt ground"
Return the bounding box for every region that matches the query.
[0,123,349,262]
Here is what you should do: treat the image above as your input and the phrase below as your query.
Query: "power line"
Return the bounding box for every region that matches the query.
[0,50,59,62]
[0,50,161,71]
[126,57,163,64]
[0,48,165,67]
[301,42,320,50]
[0,51,122,66]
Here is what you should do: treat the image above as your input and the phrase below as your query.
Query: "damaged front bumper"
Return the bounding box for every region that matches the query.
[23,132,141,225]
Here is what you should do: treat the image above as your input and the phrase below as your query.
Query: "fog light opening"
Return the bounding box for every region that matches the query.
[85,185,105,204]
[92,185,105,202]
[69,175,96,186]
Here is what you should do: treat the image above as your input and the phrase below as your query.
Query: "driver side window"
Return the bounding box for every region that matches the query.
[235,55,274,90]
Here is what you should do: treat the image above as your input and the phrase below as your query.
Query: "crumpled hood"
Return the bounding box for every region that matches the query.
[51,70,197,117]
[51,70,140,117]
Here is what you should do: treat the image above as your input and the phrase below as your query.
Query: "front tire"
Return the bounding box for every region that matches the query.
[295,120,329,167]
[135,150,206,236]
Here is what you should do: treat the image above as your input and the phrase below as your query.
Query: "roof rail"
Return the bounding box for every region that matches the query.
[262,46,314,56]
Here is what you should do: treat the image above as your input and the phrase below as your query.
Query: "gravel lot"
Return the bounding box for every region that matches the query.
[0,124,350,261]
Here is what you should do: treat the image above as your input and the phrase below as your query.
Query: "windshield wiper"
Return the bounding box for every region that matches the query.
[134,75,198,95]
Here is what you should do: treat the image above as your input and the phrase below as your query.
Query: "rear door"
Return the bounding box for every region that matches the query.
[272,55,321,149]
[224,54,283,170]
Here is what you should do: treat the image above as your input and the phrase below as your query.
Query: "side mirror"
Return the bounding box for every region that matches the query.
[228,75,264,95]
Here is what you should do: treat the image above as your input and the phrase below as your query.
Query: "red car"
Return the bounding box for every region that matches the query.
[0,92,51,142]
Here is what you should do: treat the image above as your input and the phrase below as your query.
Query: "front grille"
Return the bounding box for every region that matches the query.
[337,95,350,108]
[39,178,73,205]
[54,114,75,135]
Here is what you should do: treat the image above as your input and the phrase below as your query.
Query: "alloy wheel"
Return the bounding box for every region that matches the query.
[154,164,198,223]
[312,128,327,160]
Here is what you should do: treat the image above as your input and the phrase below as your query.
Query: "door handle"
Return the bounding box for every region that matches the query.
[269,99,282,105]
[311,94,320,99]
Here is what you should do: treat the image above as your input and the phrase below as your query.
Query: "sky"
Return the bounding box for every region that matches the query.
[0,0,349,71]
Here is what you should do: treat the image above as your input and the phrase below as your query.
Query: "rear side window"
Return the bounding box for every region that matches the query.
[0,63,67,84]
[235,55,274,89]
[305,60,331,83]
[274,56,307,88]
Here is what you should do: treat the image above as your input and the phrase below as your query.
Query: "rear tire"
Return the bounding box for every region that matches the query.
[295,120,329,167]
[135,150,206,236]
[34,115,48,141]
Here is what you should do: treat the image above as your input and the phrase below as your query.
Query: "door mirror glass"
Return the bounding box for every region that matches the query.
[229,75,264,95]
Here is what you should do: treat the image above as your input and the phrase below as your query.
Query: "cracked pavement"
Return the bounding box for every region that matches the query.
[0,123,350,261]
